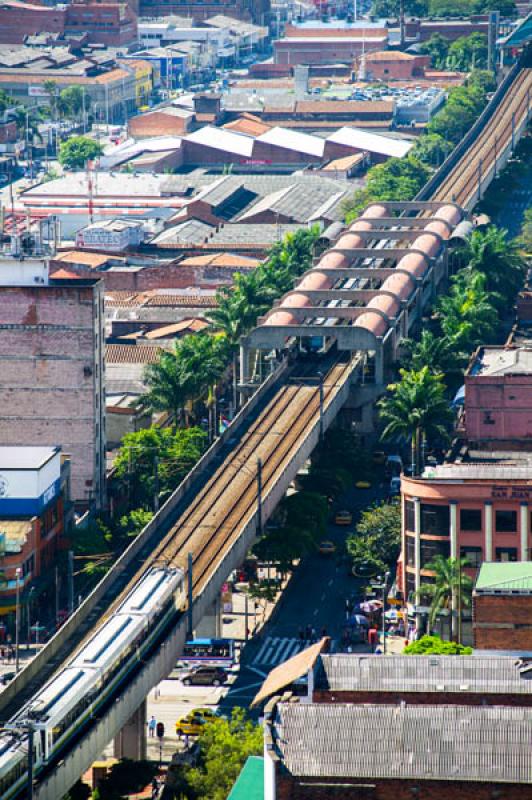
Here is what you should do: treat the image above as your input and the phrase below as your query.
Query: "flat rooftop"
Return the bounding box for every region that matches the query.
[468,346,532,377]
[422,449,532,481]
[0,446,59,470]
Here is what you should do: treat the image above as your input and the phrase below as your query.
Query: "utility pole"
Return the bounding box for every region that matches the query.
[187,552,193,639]
[68,550,74,616]
[15,567,21,673]
[318,372,324,442]
[256,458,263,537]
[153,456,160,514]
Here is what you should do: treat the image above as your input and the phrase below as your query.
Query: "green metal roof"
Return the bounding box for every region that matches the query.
[502,12,532,48]
[227,756,264,800]
[475,561,532,592]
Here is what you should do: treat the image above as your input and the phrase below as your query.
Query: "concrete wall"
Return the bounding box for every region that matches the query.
[473,593,532,650]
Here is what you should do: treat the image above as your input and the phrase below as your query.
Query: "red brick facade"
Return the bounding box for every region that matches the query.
[276,775,532,800]
[0,0,66,44]
[473,593,532,650]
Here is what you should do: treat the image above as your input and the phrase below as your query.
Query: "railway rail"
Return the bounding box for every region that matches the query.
[2,60,532,800]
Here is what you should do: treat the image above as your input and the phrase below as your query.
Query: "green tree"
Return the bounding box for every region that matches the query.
[461,225,527,313]
[96,759,157,799]
[60,86,89,122]
[435,269,499,353]
[43,79,60,119]
[411,133,452,167]
[0,89,12,115]
[346,502,401,576]
[417,555,473,639]
[58,135,103,170]
[401,329,467,379]
[518,207,532,253]
[114,426,206,509]
[378,366,452,475]
[185,708,263,800]
[447,33,488,71]
[419,33,450,69]
[141,347,190,426]
[371,0,428,16]
[343,156,431,223]
[62,780,91,800]
[403,634,473,654]
[428,72,493,144]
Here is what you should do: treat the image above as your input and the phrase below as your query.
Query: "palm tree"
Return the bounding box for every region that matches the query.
[141,347,190,429]
[402,329,467,379]
[378,366,452,475]
[177,333,227,438]
[462,226,527,313]
[436,269,499,354]
[417,555,473,641]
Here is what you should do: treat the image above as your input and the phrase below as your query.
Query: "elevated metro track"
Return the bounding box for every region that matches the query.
[2,64,532,800]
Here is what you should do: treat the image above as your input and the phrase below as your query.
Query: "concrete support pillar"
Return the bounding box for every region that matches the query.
[194,596,221,639]
[414,497,422,633]
[239,342,248,406]
[520,503,529,561]
[374,348,384,387]
[449,501,458,560]
[484,501,493,562]
[114,699,147,761]
[450,501,458,641]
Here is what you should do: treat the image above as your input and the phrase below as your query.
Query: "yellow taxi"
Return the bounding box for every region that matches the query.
[318,540,337,556]
[175,708,216,736]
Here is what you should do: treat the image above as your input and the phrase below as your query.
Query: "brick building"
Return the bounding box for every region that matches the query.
[464,346,532,447]
[0,446,70,631]
[0,258,105,509]
[128,107,194,138]
[256,649,532,799]
[473,561,532,651]
[274,25,388,66]
[405,15,490,43]
[0,0,137,46]
[138,0,269,23]
[354,50,430,81]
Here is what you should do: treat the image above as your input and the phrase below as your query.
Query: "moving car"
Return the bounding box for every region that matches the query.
[181,665,228,687]
[319,540,336,556]
[175,708,217,736]
[355,480,371,489]
[335,510,353,525]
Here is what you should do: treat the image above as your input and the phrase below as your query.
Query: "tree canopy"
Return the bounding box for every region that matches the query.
[185,708,263,800]
[404,635,473,655]
[347,502,401,576]
[343,156,430,222]
[58,135,103,169]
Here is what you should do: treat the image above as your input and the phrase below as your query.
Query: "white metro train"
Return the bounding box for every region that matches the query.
[0,566,185,799]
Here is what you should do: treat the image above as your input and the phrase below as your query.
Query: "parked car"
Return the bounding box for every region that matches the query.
[390,476,401,495]
[334,510,353,526]
[181,665,228,687]
[175,708,217,736]
[319,540,336,556]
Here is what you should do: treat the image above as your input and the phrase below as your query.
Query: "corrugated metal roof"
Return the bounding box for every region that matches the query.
[106,344,163,364]
[275,703,532,783]
[257,127,325,158]
[185,126,255,158]
[475,562,532,593]
[327,126,413,158]
[318,654,532,694]
[252,639,327,707]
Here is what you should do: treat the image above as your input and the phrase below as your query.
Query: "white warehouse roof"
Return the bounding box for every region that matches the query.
[257,127,325,158]
[185,126,255,158]
[327,127,413,158]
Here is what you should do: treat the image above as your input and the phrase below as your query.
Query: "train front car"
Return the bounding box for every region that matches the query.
[0,734,32,800]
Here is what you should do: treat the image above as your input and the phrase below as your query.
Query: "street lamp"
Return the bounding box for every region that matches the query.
[14,566,22,673]
[375,571,390,655]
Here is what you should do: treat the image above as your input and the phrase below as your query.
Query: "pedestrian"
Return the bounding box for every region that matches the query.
[184,733,189,749]
[148,716,157,738]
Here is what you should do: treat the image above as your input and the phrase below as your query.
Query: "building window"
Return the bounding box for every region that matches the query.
[496,547,518,562]
[460,508,482,531]
[495,510,517,533]
[420,504,449,536]
[406,535,415,567]
[405,500,415,531]
[460,546,482,568]
[421,538,450,566]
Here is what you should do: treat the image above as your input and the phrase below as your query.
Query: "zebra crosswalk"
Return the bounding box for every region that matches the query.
[251,636,315,667]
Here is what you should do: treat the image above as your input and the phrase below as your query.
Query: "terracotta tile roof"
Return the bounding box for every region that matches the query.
[49,268,83,279]
[144,294,218,308]
[54,250,117,269]
[223,117,272,136]
[284,25,386,37]
[178,252,260,269]
[143,319,209,338]
[365,50,416,61]
[104,291,149,307]
[106,344,163,364]
[94,68,131,84]
[295,100,393,114]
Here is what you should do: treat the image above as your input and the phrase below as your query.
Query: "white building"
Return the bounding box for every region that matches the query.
[76,219,145,252]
